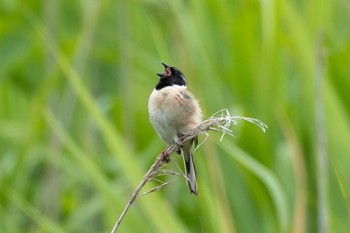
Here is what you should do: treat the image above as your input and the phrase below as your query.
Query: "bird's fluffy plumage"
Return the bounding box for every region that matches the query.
[148,85,202,145]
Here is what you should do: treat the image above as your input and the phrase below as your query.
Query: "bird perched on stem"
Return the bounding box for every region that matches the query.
[148,62,202,195]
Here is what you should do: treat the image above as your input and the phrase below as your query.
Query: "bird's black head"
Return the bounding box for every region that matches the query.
[155,62,187,90]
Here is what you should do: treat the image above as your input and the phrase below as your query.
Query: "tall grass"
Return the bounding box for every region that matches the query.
[0,0,349,232]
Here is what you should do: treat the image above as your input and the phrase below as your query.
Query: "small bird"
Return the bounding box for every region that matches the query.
[148,62,202,195]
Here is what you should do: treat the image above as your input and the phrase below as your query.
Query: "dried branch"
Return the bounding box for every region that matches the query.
[110,109,267,233]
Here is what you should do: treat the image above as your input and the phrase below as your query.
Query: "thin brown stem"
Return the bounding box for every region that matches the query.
[110,112,267,232]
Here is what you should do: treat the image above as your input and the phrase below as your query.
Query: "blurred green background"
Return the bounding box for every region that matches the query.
[1,0,350,232]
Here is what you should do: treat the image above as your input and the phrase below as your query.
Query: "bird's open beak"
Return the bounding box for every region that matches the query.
[161,62,170,68]
[156,73,165,77]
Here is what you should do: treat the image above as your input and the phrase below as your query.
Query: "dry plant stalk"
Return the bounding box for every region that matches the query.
[111,109,267,233]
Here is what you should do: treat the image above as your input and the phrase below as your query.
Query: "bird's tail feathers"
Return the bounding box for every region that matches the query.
[181,142,198,195]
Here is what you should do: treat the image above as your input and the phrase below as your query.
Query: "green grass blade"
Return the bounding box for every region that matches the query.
[219,142,289,233]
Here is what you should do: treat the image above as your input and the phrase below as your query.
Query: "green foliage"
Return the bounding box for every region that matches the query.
[1,0,350,232]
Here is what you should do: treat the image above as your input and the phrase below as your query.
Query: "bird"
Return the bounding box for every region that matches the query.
[148,62,202,195]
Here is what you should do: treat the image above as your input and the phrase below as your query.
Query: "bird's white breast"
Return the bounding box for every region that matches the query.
[148,85,202,145]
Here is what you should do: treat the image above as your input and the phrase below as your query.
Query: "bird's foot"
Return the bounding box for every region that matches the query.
[175,134,185,147]
[160,150,170,162]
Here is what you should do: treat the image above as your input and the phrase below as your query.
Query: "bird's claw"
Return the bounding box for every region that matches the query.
[160,150,170,162]
[175,134,185,147]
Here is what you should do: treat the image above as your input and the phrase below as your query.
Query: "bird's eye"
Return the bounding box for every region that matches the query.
[165,67,171,76]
